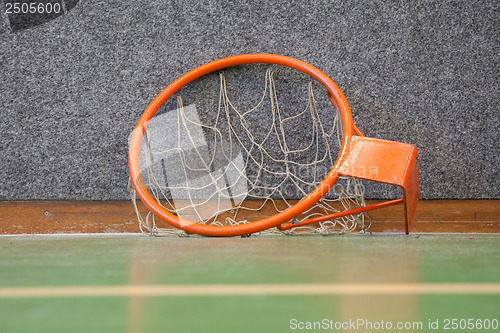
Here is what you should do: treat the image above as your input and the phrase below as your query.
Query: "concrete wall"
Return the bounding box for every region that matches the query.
[0,0,498,200]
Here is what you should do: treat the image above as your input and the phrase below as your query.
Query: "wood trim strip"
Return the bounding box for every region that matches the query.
[0,200,499,234]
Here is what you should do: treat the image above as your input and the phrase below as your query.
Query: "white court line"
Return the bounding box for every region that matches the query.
[0,283,499,298]
[1,232,499,238]
[0,233,143,238]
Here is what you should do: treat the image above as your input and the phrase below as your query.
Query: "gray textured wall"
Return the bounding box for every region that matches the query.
[0,0,498,200]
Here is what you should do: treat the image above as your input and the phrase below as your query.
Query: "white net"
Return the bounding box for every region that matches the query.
[129,66,370,236]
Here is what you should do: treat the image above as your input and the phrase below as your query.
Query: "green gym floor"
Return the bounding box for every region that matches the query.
[0,234,499,333]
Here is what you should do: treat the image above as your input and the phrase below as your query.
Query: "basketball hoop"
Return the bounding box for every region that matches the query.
[129,54,419,236]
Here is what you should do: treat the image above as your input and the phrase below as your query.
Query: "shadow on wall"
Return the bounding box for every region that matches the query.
[1,0,79,33]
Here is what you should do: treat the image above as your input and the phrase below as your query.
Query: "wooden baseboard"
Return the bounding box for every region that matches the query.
[0,200,499,234]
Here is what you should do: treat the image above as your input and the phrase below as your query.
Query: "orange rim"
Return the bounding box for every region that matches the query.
[128,54,354,236]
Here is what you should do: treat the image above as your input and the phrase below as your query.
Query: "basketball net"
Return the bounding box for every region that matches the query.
[129,68,370,236]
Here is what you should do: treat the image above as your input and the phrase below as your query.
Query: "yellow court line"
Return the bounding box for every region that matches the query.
[0,283,500,298]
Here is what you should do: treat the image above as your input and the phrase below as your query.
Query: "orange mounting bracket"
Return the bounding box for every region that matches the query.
[278,136,419,234]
